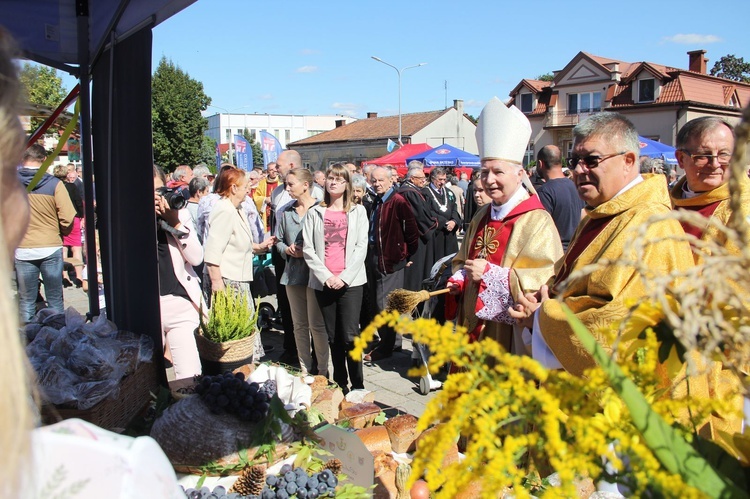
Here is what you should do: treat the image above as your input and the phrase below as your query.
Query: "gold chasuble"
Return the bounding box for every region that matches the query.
[453,192,562,353]
[669,175,750,261]
[539,174,693,376]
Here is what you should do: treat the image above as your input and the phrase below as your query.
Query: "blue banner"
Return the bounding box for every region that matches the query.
[215,140,221,170]
[259,130,282,169]
[234,135,251,171]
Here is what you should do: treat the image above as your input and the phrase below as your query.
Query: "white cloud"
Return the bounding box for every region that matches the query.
[258,94,273,100]
[662,34,721,44]
[331,102,364,117]
[300,48,320,55]
[296,65,318,73]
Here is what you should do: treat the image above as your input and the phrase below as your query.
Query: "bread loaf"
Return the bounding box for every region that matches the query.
[309,375,330,401]
[373,469,397,499]
[383,414,419,453]
[311,387,344,423]
[338,402,380,429]
[355,426,392,455]
[372,450,398,476]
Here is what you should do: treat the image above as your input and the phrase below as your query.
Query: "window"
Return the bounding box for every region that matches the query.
[225,129,231,142]
[524,142,534,167]
[274,129,280,138]
[237,129,243,137]
[285,129,291,142]
[250,129,257,141]
[567,92,602,114]
[639,79,655,102]
[520,93,533,113]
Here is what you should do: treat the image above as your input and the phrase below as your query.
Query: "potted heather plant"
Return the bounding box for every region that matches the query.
[196,287,260,374]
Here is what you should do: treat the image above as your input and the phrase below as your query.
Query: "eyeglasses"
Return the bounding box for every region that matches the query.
[567,151,626,170]
[682,151,732,167]
[326,177,346,185]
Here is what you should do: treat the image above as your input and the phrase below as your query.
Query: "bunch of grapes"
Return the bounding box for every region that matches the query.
[182,484,247,499]
[260,464,339,499]
[194,372,278,422]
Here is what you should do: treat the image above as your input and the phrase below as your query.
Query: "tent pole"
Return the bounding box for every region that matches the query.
[77,0,100,317]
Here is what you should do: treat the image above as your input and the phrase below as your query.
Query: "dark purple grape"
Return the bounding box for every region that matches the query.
[266,475,278,487]
[213,485,226,495]
[248,382,259,394]
[249,410,263,423]
[317,483,328,495]
[295,474,308,488]
[285,482,297,495]
[296,488,308,498]
[275,490,289,499]
[307,488,319,499]
[318,470,331,482]
[261,489,275,499]
[189,489,201,499]
[284,471,296,483]
[307,477,319,490]
[234,372,245,381]
[217,395,229,407]
[257,401,269,414]
[280,463,293,475]
[195,384,206,395]
[326,474,338,487]
[209,382,222,395]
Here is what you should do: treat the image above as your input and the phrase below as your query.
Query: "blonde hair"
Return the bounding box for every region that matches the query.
[0,28,33,495]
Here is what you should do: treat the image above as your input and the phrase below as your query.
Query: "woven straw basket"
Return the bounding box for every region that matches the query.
[150,395,293,475]
[194,329,258,374]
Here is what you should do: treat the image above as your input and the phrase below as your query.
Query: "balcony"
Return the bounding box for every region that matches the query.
[544,111,599,128]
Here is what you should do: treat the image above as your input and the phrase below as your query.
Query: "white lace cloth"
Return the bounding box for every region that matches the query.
[450,264,516,324]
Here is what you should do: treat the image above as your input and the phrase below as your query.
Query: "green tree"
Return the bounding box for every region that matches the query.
[19,63,68,131]
[536,73,555,82]
[199,135,219,172]
[243,128,263,167]
[709,54,750,83]
[152,57,211,171]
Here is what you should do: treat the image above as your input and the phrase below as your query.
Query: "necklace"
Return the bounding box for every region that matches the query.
[427,185,448,212]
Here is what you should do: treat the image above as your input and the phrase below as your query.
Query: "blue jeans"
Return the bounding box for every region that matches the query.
[16,249,64,322]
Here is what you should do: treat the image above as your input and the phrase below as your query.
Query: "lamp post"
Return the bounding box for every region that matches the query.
[371,57,427,146]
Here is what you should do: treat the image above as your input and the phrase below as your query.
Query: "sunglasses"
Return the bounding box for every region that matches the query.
[567,151,626,170]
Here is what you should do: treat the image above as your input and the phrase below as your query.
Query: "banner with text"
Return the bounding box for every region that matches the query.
[259,130,282,170]
[215,140,222,170]
[234,135,251,171]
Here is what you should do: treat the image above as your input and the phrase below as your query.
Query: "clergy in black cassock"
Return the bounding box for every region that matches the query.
[399,163,437,292]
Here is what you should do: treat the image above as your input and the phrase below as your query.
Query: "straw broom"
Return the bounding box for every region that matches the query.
[386,288,451,315]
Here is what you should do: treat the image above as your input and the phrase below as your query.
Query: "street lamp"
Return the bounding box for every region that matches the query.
[371,56,427,146]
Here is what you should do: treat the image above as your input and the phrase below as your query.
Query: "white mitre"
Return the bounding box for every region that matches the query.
[476,97,532,164]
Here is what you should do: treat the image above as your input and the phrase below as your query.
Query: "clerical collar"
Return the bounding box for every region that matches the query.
[430,182,442,193]
[490,185,526,221]
[681,181,701,199]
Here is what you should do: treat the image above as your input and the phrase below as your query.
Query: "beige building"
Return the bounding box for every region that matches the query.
[288,100,477,170]
[509,50,750,164]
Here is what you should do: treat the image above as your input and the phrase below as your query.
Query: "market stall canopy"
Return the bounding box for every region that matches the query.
[638,136,677,164]
[364,143,432,168]
[405,143,481,168]
[0,0,196,71]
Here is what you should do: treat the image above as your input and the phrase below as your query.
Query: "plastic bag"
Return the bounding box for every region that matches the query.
[73,378,122,410]
[81,309,119,338]
[65,339,122,381]
[36,356,80,406]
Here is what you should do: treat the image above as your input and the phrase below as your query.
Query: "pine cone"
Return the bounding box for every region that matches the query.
[230,464,266,496]
[324,458,343,476]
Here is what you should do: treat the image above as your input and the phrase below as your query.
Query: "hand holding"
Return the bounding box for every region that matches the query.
[464,259,488,283]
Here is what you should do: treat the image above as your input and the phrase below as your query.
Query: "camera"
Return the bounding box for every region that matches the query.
[156,186,188,210]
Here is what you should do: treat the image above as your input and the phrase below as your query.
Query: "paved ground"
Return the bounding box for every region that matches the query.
[62,286,437,418]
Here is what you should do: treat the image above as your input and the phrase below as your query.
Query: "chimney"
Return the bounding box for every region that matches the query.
[367,112,378,119]
[605,62,621,82]
[687,50,707,74]
[335,119,345,128]
[453,99,464,115]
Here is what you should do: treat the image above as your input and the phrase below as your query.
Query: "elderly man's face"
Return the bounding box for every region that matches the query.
[676,125,733,193]
[370,168,393,195]
[480,160,522,205]
[266,163,278,179]
[570,135,635,207]
[276,154,293,178]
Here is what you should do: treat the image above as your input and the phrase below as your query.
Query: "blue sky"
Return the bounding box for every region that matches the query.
[61,0,750,119]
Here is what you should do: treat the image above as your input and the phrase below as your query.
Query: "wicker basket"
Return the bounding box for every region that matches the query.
[42,360,159,431]
[194,329,258,375]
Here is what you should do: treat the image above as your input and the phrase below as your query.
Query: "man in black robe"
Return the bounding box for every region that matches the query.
[399,161,437,292]
[422,166,462,263]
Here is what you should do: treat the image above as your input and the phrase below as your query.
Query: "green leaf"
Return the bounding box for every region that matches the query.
[563,305,748,498]
[374,411,387,425]
[196,474,207,488]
